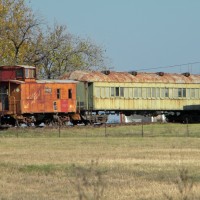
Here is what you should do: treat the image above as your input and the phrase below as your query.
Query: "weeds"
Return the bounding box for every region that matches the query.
[164,168,195,200]
[70,160,106,200]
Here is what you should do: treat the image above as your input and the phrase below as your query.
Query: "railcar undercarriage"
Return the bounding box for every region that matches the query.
[1,109,200,127]
[0,113,71,127]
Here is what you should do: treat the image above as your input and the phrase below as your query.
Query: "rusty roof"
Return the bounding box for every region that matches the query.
[61,71,200,84]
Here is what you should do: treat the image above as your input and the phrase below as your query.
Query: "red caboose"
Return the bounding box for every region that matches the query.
[0,65,77,125]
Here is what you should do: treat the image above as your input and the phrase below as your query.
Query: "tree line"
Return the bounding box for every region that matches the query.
[0,0,108,79]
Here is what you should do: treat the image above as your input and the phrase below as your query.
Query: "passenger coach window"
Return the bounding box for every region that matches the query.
[111,87,115,97]
[161,88,169,98]
[178,88,186,98]
[105,88,109,98]
[174,88,178,98]
[195,88,199,98]
[110,87,124,97]
[178,88,182,97]
[147,88,151,98]
[124,88,129,98]
[152,88,156,98]
[190,89,195,98]
[174,88,187,98]
[120,87,124,97]
[142,88,147,98]
[101,88,105,98]
[134,88,138,98]
[115,87,119,97]
[156,88,160,98]
[128,88,133,98]
[95,87,100,98]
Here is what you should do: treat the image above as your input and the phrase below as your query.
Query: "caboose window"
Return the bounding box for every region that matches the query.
[16,69,23,78]
[25,69,29,78]
[29,69,35,78]
[68,89,72,99]
[57,89,61,99]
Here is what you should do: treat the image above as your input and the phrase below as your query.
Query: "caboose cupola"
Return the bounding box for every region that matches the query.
[0,65,36,82]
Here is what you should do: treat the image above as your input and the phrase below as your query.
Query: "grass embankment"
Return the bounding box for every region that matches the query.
[0,123,199,199]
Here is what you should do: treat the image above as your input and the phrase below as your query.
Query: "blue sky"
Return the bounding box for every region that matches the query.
[28,0,200,74]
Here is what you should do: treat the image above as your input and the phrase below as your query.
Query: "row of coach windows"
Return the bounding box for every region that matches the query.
[95,87,200,99]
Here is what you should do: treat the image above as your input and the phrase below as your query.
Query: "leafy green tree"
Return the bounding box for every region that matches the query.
[0,0,108,78]
[0,0,41,65]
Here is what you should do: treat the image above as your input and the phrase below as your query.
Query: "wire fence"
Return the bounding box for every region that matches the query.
[0,122,199,138]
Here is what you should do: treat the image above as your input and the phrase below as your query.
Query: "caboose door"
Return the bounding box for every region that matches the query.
[0,84,9,111]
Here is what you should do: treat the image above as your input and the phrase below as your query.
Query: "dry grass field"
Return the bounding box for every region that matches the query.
[0,123,200,199]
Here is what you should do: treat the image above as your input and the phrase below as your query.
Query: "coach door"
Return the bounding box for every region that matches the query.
[0,85,9,111]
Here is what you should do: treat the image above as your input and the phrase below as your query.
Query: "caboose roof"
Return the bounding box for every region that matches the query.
[36,80,77,84]
[0,65,35,69]
[62,70,200,84]
[0,80,25,84]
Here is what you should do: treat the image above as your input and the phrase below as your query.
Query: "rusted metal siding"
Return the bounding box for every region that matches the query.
[0,69,16,80]
[20,81,77,114]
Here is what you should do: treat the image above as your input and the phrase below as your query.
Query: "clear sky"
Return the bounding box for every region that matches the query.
[28,0,200,74]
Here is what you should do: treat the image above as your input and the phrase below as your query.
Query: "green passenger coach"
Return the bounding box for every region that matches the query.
[63,70,200,123]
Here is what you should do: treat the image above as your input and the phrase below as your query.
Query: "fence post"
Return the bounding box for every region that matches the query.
[186,118,189,137]
[141,119,144,137]
[58,123,61,137]
[104,122,107,137]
